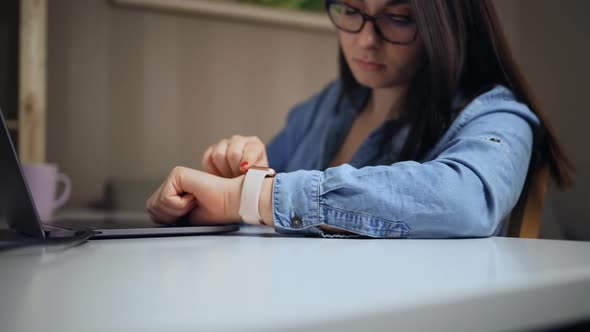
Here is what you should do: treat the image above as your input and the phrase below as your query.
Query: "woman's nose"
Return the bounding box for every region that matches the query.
[358,21,381,48]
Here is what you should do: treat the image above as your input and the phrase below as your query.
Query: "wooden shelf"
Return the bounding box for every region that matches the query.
[19,0,47,163]
[6,119,18,130]
[110,0,334,32]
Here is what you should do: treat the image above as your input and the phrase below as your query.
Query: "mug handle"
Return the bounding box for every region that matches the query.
[54,173,72,210]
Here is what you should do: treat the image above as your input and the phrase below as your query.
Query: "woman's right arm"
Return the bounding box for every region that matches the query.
[267,82,339,172]
[265,103,310,173]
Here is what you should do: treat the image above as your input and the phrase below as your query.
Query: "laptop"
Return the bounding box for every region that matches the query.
[0,109,239,240]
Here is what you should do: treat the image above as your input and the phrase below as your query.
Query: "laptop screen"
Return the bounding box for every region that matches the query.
[0,109,46,239]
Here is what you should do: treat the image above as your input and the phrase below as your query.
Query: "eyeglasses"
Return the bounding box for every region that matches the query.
[325,0,418,45]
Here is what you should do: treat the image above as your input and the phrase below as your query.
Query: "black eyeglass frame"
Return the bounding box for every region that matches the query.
[324,0,418,45]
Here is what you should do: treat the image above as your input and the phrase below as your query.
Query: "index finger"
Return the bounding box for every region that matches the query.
[241,140,267,169]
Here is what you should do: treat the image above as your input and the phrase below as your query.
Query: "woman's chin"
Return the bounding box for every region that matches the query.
[352,71,411,90]
[355,76,397,89]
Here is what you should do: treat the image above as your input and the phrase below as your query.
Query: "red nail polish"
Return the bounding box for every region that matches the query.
[240,161,249,168]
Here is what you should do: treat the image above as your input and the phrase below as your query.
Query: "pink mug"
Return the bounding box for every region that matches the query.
[22,163,72,221]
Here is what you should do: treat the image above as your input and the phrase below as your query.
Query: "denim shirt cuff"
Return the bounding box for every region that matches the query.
[272,170,324,236]
[272,169,406,238]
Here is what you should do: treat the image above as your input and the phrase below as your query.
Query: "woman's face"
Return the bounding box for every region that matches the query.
[335,0,424,89]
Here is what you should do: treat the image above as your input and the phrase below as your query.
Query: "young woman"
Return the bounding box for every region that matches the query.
[146,0,574,238]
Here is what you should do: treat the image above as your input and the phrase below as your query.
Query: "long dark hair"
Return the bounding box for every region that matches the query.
[339,0,574,189]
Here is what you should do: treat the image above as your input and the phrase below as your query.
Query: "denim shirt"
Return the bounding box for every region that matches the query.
[266,81,540,238]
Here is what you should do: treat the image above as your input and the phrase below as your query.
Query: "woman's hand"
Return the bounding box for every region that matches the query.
[201,135,268,178]
[146,166,245,225]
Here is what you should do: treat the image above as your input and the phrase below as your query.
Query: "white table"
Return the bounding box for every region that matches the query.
[1,226,590,332]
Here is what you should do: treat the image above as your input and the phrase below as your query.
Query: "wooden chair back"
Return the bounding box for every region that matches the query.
[507,165,550,238]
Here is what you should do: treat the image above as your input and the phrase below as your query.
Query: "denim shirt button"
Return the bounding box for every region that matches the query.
[291,215,303,228]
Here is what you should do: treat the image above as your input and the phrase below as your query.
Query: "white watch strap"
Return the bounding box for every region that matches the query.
[239,167,275,225]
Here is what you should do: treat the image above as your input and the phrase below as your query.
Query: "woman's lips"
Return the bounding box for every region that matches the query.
[354,58,386,71]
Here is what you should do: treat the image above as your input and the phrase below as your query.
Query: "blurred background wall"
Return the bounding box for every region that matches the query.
[512,1,590,240]
[47,0,338,209]
[46,0,589,239]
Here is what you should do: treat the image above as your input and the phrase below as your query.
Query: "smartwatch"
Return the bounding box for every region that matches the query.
[239,166,276,225]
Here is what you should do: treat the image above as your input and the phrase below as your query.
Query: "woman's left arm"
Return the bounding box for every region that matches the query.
[147,92,539,238]
[260,101,540,238]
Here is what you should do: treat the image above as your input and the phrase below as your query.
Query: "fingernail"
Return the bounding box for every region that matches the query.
[240,161,249,169]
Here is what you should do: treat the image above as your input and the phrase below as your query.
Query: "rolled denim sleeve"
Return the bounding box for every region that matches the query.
[272,95,539,239]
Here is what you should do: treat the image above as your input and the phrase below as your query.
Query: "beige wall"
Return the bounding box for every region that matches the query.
[47,0,338,208]
[47,0,589,239]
